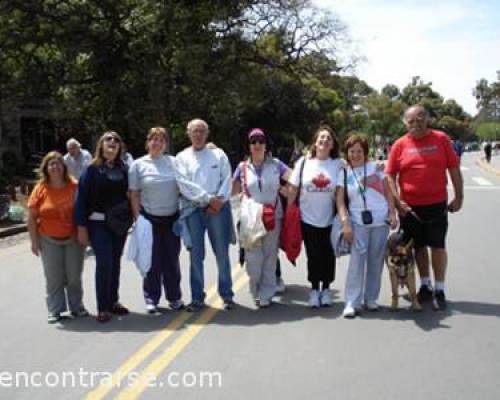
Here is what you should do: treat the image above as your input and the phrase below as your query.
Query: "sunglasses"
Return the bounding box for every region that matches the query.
[249,139,265,145]
[103,136,121,143]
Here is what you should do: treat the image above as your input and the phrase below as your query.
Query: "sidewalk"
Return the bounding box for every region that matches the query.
[0,220,27,239]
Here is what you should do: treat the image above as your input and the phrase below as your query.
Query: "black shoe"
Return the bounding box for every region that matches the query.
[417,285,433,303]
[223,299,235,310]
[434,290,447,310]
[186,301,206,312]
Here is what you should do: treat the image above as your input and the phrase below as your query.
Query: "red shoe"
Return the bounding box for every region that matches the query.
[96,312,112,323]
[111,303,129,315]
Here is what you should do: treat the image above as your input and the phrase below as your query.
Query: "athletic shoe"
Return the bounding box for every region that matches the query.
[434,290,447,310]
[417,285,433,303]
[47,313,61,324]
[343,305,356,319]
[169,300,185,311]
[275,278,286,294]
[308,290,320,308]
[186,301,206,312]
[320,289,333,307]
[146,304,159,314]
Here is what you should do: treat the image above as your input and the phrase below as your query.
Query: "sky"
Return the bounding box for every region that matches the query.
[313,0,500,115]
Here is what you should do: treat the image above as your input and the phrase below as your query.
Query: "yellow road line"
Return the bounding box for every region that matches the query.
[85,265,244,400]
[115,272,249,399]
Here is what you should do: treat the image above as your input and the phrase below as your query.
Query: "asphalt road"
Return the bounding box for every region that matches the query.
[1,150,500,400]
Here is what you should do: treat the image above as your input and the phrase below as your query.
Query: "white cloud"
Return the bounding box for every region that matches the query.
[314,0,500,115]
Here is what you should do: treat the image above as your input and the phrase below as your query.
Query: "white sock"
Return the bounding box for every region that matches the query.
[435,281,445,292]
[420,277,432,288]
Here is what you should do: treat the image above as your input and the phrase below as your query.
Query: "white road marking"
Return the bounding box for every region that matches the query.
[460,166,469,171]
[471,177,494,186]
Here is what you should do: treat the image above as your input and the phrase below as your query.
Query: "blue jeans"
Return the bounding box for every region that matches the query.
[186,202,234,303]
[88,221,127,312]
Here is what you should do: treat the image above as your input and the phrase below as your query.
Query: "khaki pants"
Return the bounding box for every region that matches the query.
[40,235,85,315]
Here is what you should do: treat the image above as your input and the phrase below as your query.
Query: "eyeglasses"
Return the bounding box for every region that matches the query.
[103,136,121,143]
[249,139,265,145]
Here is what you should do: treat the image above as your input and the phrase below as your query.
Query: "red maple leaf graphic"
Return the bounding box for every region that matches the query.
[366,174,384,195]
[312,173,330,189]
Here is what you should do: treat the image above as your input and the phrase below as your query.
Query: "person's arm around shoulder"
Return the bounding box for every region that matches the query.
[127,160,141,221]
[286,157,304,205]
[231,162,243,197]
[75,166,92,247]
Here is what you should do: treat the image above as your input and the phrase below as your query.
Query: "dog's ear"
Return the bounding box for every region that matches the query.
[402,238,414,254]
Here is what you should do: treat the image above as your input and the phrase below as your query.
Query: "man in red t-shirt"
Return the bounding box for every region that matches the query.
[385,105,463,310]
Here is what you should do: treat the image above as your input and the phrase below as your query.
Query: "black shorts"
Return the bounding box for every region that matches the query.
[401,202,448,249]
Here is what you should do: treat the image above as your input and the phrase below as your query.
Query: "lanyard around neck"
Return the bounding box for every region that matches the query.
[350,163,367,209]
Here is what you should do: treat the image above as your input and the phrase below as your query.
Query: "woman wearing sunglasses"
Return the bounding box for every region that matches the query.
[75,131,132,322]
[232,128,291,308]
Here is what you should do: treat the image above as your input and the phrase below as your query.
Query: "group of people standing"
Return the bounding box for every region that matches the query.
[27,104,463,324]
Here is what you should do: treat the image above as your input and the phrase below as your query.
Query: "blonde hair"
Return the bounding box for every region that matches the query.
[91,131,124,166]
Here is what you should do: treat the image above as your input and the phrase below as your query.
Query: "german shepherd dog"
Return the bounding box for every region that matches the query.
[385,231,421,311]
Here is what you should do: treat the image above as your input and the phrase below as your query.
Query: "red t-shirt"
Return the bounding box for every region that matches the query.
[385,130,459,206]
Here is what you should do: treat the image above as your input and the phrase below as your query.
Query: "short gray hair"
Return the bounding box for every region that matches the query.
[186,119,209,135]
[66,138,81,149]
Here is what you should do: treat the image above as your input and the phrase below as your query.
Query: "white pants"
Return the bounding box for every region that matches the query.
[344,223,389,308]
[245,220,281,302]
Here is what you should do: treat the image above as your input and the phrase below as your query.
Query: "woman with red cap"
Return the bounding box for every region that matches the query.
[232,128,291,308]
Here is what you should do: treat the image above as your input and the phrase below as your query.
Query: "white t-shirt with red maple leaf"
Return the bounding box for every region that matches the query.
[289,156,343,227]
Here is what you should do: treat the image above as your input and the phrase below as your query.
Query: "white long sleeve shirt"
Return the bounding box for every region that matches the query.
[175,146,232,206]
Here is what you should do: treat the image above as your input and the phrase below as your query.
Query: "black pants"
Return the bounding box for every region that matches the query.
[301,222,335,288]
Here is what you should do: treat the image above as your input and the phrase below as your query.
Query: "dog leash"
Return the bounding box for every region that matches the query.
[408,209,447,225]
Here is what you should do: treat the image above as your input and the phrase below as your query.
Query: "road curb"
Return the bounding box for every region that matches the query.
[0,224,28,239]
[476,160,500,176]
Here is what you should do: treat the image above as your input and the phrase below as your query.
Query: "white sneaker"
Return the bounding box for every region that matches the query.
[275,278,286,294]
[343,304,356,318]
[146,304,159,314]
[320,289,333,307]
[308,290,320,308]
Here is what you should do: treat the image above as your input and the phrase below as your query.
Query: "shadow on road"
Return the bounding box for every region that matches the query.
[55,310,189,333]
[53,293,500,334]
